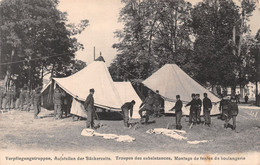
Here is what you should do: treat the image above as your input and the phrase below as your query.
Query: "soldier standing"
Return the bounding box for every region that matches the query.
[121,100,136,127]
[203,93,212,127]
[19,88,26,111]
[244,95,248,104]
[154,90,162,117]
[33,87,42,119]
[84,88,95,129]
[25,89,31,111]
[4,89,12,111]
[219,96,230,120]
[139,92,155,124]
[0,88,4,110]
[53,87,65,119]
[225,96,239,131]
[196,94,202,124]
[185,93,197,125]
[170,95,183,130]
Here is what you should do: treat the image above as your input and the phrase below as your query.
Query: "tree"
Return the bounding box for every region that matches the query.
[0,0,88,90]
[111,0,193,81]
[190,0,256,93]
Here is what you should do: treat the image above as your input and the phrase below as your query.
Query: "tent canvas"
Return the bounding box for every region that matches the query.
[142,64,221,115]
[41,61,123,116]
[114,82,142,119]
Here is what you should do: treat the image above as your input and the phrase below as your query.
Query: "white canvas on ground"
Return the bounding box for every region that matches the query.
[114,82,142,119]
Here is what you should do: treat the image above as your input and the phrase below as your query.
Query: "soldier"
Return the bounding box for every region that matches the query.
[154,90,162,117]
[84,88,95,129]
[10,88,16,109]
[33,87,42,119]
[19,88,26,111]
[244,94,248,104]
[196,94,202,124]
[28,89,35,112]
[225,96,239,131]
[4,89,12,111]
[53,87,65,119]
[185,93,197,125]
[139,92,155,124]
[0,88,4,110]
[219,96,230,120]
[121,100,136,127]
[25,89,31,111]
[62,92,71,118]
[169,95,183,130]
[203,93,212,127]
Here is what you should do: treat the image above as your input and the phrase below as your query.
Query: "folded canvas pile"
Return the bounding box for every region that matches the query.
[81,128,135,142]
[187,140,213,144]
[146,128,187,140]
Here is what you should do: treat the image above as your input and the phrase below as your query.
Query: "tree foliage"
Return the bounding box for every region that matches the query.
[0,0,88,89]
[111,0,258,91]
[110,0,193,81]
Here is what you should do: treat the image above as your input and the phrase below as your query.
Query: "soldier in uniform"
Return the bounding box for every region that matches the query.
[139,92,155,124]
[121,100,136,127]
[225,96,239,131]
[33,87,42,119]
[10,88,16,109]
[203,93,212,126]
[170,95,183,130]
[195,94,202,124]
[62,93,71,118]
[25,89,31,111]
[4,89,12,111]
[154,90,162,117]
[244,94,248,104]
[53,87,65,119]
[0,88,4,110]
[219,96,230,120]
[185,93,197,125]
[84,88,95,129]
[19,88,26,111]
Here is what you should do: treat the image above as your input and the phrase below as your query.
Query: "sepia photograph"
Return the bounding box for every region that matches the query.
[0,0,260,165]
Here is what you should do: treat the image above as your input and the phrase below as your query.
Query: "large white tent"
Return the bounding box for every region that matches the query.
[142,64,221,115]
[41,61,142,119]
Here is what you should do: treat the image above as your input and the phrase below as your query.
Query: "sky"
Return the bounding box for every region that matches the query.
[58,0,260,66]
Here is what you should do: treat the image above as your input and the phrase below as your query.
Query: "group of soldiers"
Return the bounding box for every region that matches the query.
[119,90,238,132]
[0,86,42,118]
[0,85,71,120]
[0,87,36,112]
[2,85,239,132]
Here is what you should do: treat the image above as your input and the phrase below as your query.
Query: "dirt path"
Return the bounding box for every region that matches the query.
[0,106,260,154]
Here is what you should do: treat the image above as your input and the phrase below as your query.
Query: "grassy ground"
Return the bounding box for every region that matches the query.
[0,106,259,154]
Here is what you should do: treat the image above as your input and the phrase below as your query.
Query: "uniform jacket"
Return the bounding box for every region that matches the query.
[140,96,154,110]
[197,99,202,109]
[186,99,197,111]
[84,94,94,110]
[172,100,183,112]
[220,99,229,110]
[154,94,162,106]
[33,91,41,104]
[121,102,134,117]
[203,97,212,110]
[228,102,238,116]
[53,91,65,105]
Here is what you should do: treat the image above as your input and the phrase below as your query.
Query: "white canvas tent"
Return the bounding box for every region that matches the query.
[114,82,142,119]
[41,61,142,119]
[142,64,221,115]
